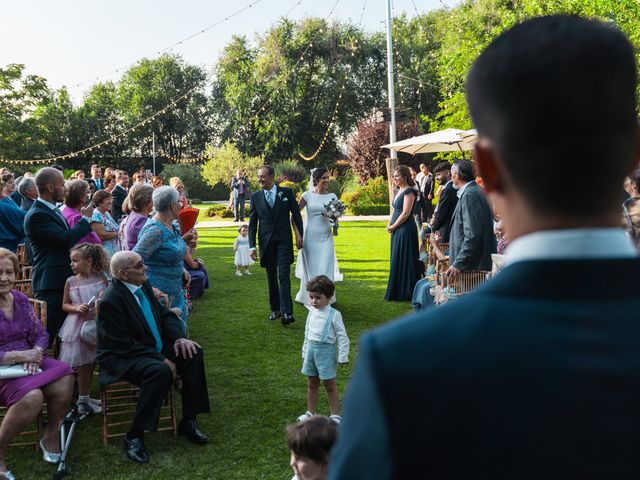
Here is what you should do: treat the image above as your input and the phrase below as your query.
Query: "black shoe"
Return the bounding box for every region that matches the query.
[233,219,239,222]
[268,311,282,321]
[123,436,149,464]
[178,419,209,444]
[282,314,295,326]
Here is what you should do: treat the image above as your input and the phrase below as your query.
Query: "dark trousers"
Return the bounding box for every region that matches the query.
[34,289,64,346]
[234,194,246,221]
[263,241,293,315]
[121,346,211,432]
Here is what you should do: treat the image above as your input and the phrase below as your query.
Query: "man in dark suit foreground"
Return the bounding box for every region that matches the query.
[331,16,640,479]
[97,251,210,464]
[24,167,94,341]
[249,165,304,325]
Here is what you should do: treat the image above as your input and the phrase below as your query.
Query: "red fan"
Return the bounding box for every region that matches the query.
[179,207,199,235]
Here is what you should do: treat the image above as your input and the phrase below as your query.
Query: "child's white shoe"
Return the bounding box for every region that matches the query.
[235,271,243,276]
[297,411,314,422]
[329,414,342,425]
[77,400,102,415]
[244,271,252,275]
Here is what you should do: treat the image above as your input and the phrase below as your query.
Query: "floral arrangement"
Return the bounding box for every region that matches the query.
[322,198,347,236]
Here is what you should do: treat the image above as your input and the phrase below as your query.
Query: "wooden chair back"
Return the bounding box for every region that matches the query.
[16,265,32,281]
[449,270,491,296]
[14,280,32,298]
[16,244,27,266]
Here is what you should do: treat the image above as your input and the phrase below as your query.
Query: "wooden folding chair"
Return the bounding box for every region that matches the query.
[100,381,177,445]
[14,280,32,298]
[16,265,32,281]
[16,244,27,267]
[449,270,491,297]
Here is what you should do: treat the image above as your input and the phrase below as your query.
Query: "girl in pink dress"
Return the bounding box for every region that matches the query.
[59,243,109,415]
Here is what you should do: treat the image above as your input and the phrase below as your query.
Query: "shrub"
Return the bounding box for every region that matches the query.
[279,180,301,193]
[160,164,215,201]
[274,159,307,183]
[349,204,390,215]
[347,119,421,184]
[205,204,235,218]
[327,178,341,196]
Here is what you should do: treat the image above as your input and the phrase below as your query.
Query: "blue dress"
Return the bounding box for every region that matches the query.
[385,188,420,301]
[0,197,26,252]
[133,219,188,329]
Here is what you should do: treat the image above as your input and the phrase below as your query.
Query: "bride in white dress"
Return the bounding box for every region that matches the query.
[294,168,343,306]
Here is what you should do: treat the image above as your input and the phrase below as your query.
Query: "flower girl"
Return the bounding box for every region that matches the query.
[60,243,109,415]
[233,225,254,276]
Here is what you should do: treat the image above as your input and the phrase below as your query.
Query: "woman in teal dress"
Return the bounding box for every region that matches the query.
[385,165,420,301]
[133,186,189,330]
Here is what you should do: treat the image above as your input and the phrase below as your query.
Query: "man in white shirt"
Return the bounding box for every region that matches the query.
[331,15,640,479]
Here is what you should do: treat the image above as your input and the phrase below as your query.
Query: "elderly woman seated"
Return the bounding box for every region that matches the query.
[0,248,74,479]
[133,187,191,331]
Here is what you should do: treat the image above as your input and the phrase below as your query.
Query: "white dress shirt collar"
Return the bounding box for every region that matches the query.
[37,197,59,210]
[505,228,637,265]
[456,180,474,199]
[122,281,143,305]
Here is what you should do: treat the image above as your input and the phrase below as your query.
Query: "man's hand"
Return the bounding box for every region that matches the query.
[81,202,95,218]
[163,358,177,380]
[296,235,303,250]
[174,338,201,360]
[250,249,257,261]
[445,266,461,285]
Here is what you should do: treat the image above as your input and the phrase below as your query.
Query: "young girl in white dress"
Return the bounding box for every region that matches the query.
[59,243,109,415]
[233,224,254,276]
[295,168,343,306]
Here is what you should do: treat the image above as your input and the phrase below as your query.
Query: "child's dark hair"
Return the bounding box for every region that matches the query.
[306,275,335,298]
[70,243,109,274]
[238,224,248,233]
[287,416,338,465]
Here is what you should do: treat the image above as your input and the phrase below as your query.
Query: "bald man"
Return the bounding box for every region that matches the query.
[97,251,210,464]
[24,167,95,341]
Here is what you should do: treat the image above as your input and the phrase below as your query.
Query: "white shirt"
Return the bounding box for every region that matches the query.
[505,228,637,265]
[123,282,144,306]
[302,305,349,364]
[456,180,474,199]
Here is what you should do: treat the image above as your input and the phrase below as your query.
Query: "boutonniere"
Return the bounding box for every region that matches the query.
[277,191,284,199]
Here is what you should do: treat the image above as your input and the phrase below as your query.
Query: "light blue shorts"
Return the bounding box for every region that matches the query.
[302,341,337,380]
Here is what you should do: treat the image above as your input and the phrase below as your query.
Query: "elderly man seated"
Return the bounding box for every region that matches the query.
[97,251,211,464]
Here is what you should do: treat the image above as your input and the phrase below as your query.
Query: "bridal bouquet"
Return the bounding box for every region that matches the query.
[322,198,346,236]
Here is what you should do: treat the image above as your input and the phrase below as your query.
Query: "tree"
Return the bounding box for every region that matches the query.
[200,141,264,189]
[347,118,421,184]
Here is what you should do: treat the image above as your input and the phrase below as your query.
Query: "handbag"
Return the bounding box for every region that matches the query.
[0,364,42,379]
[80,320,97,346]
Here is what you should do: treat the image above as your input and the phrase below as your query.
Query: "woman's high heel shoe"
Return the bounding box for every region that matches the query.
[39,439,61,464]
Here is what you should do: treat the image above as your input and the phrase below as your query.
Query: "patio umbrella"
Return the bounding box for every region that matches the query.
[382,128,477,155]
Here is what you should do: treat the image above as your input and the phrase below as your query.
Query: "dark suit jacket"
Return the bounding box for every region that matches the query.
[96,278,184,387]
[330,258,640,479]
[248,186,303,267]
[111,185,127,223]
[448,181,496,271]
[230,176,251,199]
[432,180,458,242]
[419,172,435,200]
[23,199,91,292]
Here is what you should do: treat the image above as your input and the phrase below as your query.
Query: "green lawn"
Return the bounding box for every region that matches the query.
[15,222,412,479]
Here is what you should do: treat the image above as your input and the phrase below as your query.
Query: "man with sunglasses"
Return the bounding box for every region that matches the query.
[97,251,211,464]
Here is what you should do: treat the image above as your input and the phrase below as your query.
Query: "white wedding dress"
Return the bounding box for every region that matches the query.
[295,191,343,306]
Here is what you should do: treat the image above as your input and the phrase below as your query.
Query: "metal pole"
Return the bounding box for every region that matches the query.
[152,131,156,175]
[385,0,399,208]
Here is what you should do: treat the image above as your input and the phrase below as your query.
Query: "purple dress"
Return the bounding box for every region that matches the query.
[0,291,73,407]
[62,205,101,245]
[124,211,149,250]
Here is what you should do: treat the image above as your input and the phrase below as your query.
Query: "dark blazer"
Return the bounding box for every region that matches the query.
[20,196,34,211]
[448,181,496,271]
[432,180,458,242]
[23,199,91,292]
[96,278,184,387]
[248,186,303,267]
[111,184,127,223]
[330,258,640,479]
[231,176,251,199]
[419,172,435,200]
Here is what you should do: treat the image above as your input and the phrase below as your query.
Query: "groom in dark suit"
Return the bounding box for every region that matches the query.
[249,165,304,325]
[331,16,640,478]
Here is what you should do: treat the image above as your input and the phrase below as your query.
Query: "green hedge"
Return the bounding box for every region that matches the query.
[205,204,235,218]
[348,204,390,215]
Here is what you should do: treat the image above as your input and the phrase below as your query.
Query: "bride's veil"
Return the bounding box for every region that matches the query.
[307,168,318,194]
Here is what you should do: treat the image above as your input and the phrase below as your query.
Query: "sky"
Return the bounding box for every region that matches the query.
[1,0,455,102]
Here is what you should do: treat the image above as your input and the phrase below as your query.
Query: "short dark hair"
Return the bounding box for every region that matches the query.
[466,15,637,218]
[433,162,451,174]
[452,159,476,183]
[259,165,275,177]
[287,416,338,465]
[92,189,112,207]
[306,275,335,298]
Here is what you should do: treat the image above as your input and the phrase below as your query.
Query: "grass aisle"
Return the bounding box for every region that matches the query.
[17,221,412,479]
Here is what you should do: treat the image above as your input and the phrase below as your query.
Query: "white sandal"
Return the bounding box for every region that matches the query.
[296,411,314,422]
